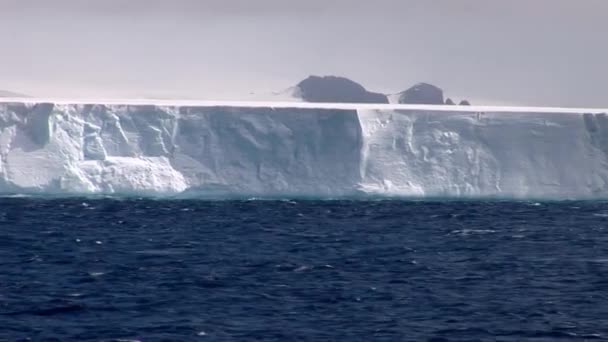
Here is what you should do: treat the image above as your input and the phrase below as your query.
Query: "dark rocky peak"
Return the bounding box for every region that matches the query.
[459,100,471,106]
[445,98,455,105]
[398,83,444,105]
[295,75,389,104]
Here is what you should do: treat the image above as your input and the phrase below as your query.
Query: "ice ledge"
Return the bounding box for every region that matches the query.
[0,98,606,114]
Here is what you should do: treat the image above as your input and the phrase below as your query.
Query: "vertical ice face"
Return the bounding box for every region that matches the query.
[0,100,606,199]
[0,102,366,196]
[357,109,608,198]
[357,109,501,196]
[171,106,363,196]
[0,103,187,194]
[1,103,68,191]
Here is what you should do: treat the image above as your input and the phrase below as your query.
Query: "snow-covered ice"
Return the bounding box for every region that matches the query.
[0,98,607,199]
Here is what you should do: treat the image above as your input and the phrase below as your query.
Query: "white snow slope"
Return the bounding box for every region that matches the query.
[0,99,607,199]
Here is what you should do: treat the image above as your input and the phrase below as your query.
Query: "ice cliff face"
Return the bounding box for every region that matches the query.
[0,100,607,199]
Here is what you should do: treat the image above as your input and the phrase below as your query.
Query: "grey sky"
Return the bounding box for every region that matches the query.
[0,0,606,106]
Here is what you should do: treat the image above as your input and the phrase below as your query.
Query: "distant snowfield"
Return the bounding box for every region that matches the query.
[0,91,29,98]
[1,98,607,199]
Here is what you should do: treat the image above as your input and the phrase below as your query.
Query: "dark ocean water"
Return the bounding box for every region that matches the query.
[1,198,608,341]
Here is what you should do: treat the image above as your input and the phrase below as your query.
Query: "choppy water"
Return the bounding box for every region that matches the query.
[1,199,608,341]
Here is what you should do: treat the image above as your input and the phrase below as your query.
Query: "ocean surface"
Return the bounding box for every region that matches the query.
[1,198,608,341]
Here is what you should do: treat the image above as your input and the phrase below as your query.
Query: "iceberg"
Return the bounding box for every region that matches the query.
[0,98,607,199]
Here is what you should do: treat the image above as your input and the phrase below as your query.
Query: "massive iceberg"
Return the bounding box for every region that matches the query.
[0,98,607,199]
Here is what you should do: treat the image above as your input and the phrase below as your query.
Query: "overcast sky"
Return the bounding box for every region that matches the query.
[0,0,606,106]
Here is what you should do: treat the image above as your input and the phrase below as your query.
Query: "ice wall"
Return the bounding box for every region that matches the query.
[357,109,608,198]
[0,99,606,199]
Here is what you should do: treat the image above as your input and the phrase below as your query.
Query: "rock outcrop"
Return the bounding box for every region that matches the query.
[398,83,444,105]
[295,76,389,104]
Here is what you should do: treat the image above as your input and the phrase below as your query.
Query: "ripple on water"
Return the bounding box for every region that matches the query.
[1,199,607,340]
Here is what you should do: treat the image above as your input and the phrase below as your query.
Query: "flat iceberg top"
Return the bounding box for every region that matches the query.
[0,97,606,114]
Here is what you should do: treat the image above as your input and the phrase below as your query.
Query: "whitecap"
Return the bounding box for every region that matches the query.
[451,229,496,235]
[587,258,608,263]
[134,249,187,256]
[294,265,311,272]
